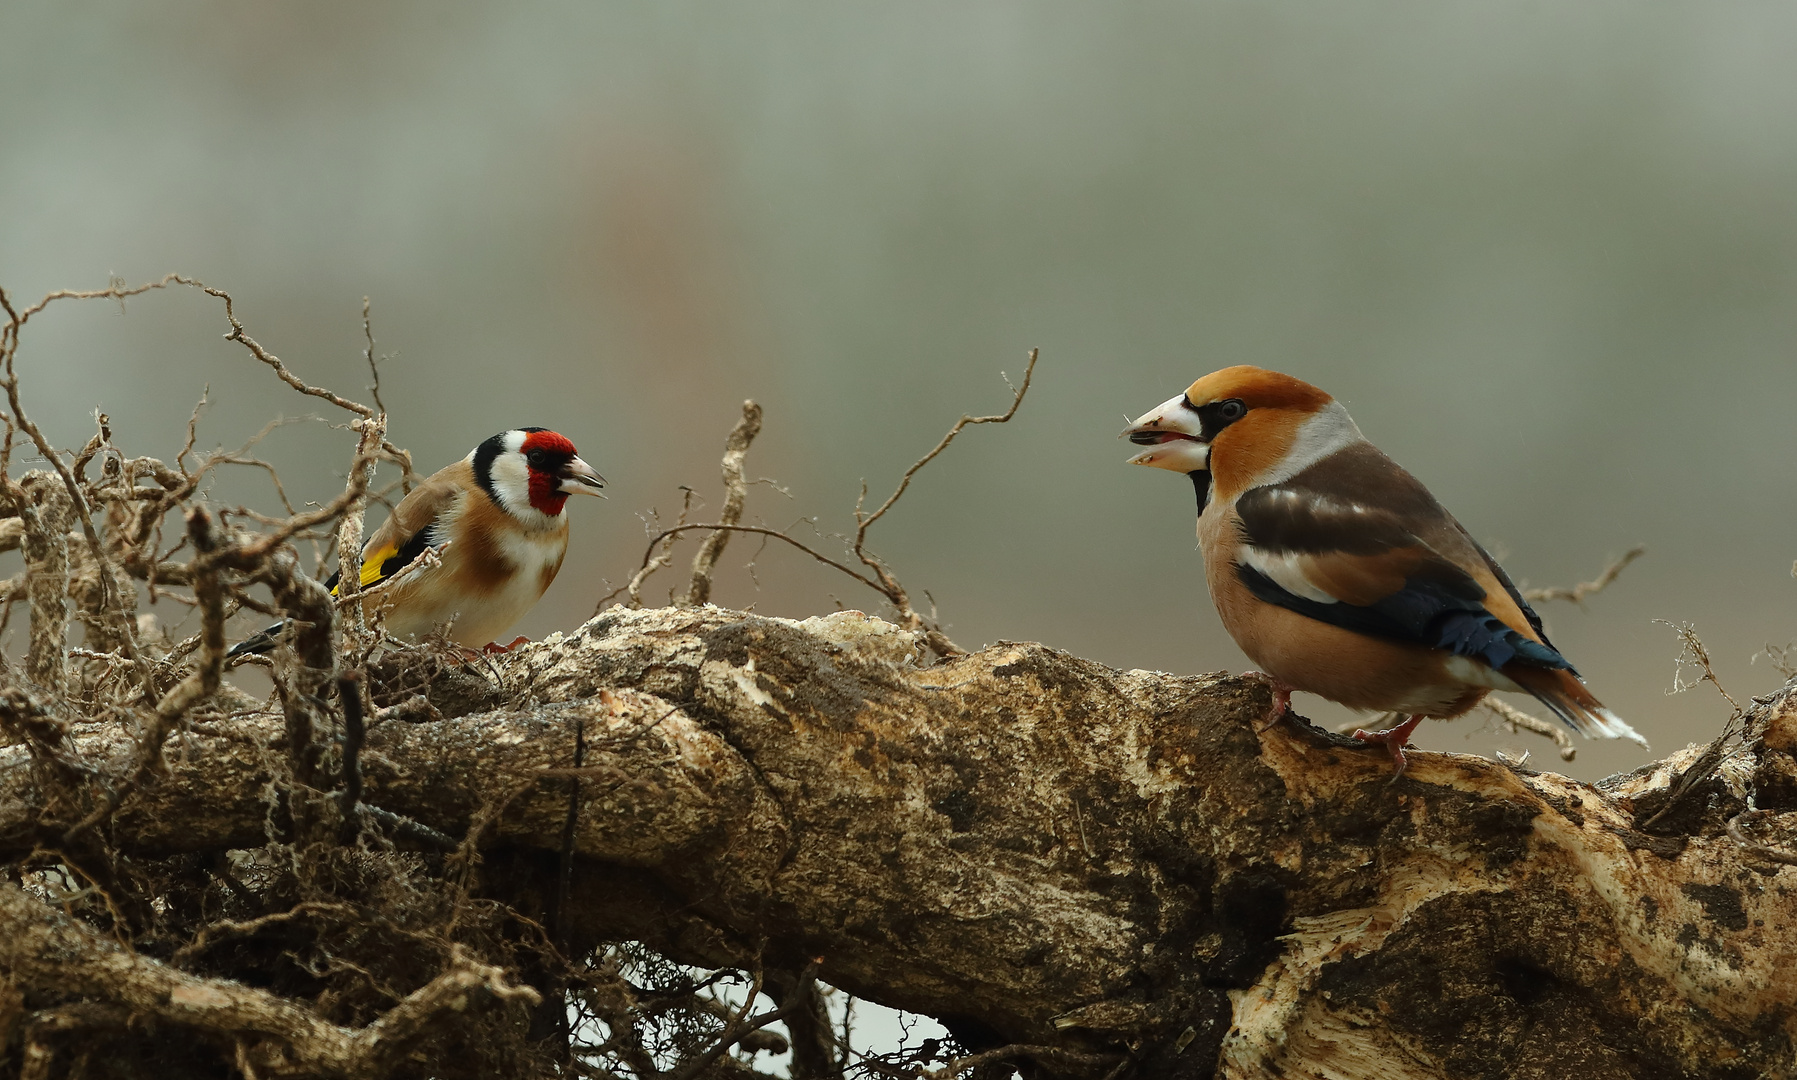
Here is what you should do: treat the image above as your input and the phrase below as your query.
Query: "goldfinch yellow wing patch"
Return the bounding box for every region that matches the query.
[329,544,401,596]
[360,545,400,587]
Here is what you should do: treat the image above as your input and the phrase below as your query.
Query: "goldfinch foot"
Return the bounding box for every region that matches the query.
[482,636,531,655]
[1351,714,1426,775]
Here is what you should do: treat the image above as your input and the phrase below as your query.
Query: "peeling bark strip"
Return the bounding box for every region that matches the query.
[5,605,1793,1078]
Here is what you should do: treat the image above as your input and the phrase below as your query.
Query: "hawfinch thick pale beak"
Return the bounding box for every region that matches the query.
[558,456,608,497]
[1122,394,1210,473]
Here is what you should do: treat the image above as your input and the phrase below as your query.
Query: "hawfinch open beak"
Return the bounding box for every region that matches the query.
[558,456,608,497]
[1122,393,1210,473]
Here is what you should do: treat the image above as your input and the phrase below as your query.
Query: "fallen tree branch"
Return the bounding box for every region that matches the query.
[3,280,1787,1080]
[5,605,1792,1078]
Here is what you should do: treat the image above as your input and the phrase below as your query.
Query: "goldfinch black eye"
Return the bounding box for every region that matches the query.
[527,450,547,468]
[1219,399,1246,421]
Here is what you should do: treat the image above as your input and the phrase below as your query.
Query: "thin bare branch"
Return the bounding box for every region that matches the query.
[637,524,886,597]
[1522,546,1645,604]
[623,489,696,610]
[851,348,1038,655]
[922,1043,1120,1079]
[363,297,387,419]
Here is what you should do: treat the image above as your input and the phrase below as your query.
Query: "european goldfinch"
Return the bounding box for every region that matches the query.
[228,428,605,656]
[1124,366,1646,773]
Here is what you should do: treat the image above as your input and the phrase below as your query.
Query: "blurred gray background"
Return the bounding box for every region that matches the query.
[4,2,1795,783]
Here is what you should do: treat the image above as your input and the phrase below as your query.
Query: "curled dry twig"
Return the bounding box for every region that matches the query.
[1521,546,1645,605]
[852,348,1038,656]
[1726,809,1797,866]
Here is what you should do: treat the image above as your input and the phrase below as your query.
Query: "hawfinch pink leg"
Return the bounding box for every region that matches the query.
[1245,671,1295,732]
[1351,714,1426,775]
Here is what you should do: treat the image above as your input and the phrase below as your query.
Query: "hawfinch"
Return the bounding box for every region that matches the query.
[1124,366,1645,773]
[228,427,605,656]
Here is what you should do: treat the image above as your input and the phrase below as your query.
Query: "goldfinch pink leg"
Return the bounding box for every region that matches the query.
[1351,714,1425,775]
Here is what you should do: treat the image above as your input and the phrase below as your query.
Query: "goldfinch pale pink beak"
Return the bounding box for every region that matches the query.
[1122,393,1210,473]
[559,456,607,497]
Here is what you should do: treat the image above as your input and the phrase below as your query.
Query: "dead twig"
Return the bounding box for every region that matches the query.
[611,353,1037,656]
[1639,621,1747,830]
[634,524,885,599]
[363,297,416,492]
[678,401,762,608]
[1522,546,1645,604]
[664,962,819,1080]
[62,505,229,844]
[852,349,1038,656]
[1726,808,1797,866]
[921,1042,1121,1079]
[622,489,696,609]
[336,411,387,643]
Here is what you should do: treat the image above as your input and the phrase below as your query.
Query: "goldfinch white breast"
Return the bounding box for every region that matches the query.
[229,427,605,655]
[1124,366,1646,774]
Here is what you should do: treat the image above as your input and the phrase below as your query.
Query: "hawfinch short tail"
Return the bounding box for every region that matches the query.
[229,427,605,656]
[1124,366,1646,773]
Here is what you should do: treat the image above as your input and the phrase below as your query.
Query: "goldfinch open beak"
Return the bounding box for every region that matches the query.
[558,456,608,497]
[1122,393,1210,473]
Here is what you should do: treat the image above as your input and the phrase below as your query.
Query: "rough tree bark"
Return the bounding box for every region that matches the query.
[4,604,1791,1079]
